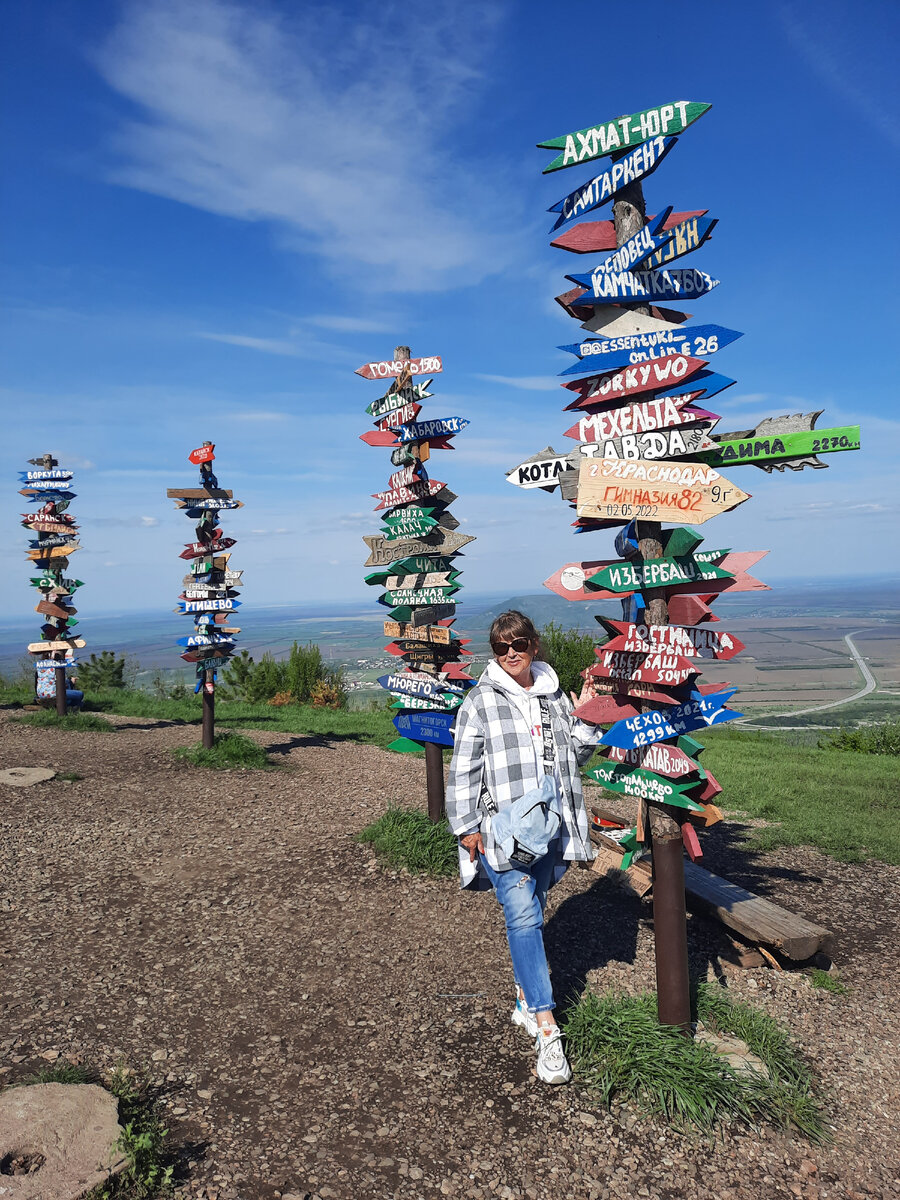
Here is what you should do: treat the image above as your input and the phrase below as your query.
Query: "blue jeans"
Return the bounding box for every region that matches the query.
[480,842,561,1014]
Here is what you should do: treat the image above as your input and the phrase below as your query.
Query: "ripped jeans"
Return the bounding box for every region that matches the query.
[479,841,561,1014]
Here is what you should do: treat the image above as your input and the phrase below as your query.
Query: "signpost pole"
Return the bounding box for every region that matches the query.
[54,660,67,718]
[393,345,446,822]
[202,668,215,749]
[614,181,691,1032]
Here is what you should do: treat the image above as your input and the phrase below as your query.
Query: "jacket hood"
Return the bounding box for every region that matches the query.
[483,657,561,699]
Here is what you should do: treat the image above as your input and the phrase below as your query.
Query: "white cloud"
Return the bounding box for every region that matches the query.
[476,374,561,392]
[92,0,521,292]
[140,516,159,527]
[196,332,306,357]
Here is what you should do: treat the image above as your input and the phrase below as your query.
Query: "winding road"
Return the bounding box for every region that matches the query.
[738,629,877,729]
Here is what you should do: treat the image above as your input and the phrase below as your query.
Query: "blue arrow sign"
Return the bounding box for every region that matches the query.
[549,136,678,231]
[392,709,456,747]
[652,370,736,403]
[566,215,717,296]
[176,634,236,648]
[557,324,742,369]
[21,490,76,503]
[18,470,73,482]
[175,599,241,614]
[600,689,742,750]
[395,417,470,442]
[559,266,720,310]
[377,673,468,699]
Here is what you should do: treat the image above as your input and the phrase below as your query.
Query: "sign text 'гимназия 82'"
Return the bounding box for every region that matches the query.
[576,457,750,525]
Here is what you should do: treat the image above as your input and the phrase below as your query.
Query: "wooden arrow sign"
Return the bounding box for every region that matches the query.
[576,458,750,524]
[26,533,77,550]
[548,136,678,230]
[175,598,241,613]
[386,603,456,626]
[19,468,73,481]
[539,101,711,173]
[374,402,421,430]
[381,518,439,541]
[547,552,764,603]
[21,521,76,536]
[188,444,216,464]
[552,210,708,254]
[601,689,741,750]
[395,417,469,442]
[180,538,237,560]
[572,693,643,724]
[388,463,428,490]
[378,672,464,700]
[384,620,454,644]
[177,633,235,648]
[26,544,79,560]
[567,217,717,296]
[563,356,707,404]
[356,356,442,380]
[589,648,698,687]
[700,414,861,473]
[372,479,448,509]
[583,675,686,706]
[567,422,716,462]
[560,325,741,378]
[181,647,233,663]
[587,763,704,810]
[175,498,243,511]
[166,488,232,499]
[367,382,433,417]
[587,555,733,593]
[20,489,76,503]
[382,585,459,607]
[18,477,77,491]
[35,599,76,620]
[385,571,458,590]
[363,530,473,568]
[382,506,438,526]
[28,638,85,652]
[392,709,456,747]
[565,263,720,308]
[600,619,744,661]
[390,690,463,712]
[605,741,703,780]
[563,207,674,279]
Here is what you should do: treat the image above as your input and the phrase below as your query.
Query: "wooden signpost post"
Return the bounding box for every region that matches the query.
[521,101,862,1032]
[20,453,84,715]
[357,346,476,820]
[169,442,243,749]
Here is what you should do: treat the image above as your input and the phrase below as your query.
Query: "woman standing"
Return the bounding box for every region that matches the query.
[446,611,599,1084]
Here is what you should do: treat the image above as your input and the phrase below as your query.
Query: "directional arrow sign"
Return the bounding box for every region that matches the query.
[700,414,861,473]
[175,498,243,511]
[546,552,764,602]
[563,356,707,404]
[372,479,448,510]
[367,382,433,417]
[177,634,236,648]
[18,469,73,482]
[382,506,438,526]
[378,672,465,700]
[390,691,463,712]
[564,392,710,445]
[563,265,720,308]
[589,648,698,687]
[585,676,684,705]
[567,423,716,463]
[26,544,79,560]
[552,210,708,255]
[166,488,232,500]
[374,402,421,430]
[563,207,674,279]
[572,693,643,724]
[606,741,704,779]
[28,639,85,652]
[363,530,474,568]
[392,709,456,747]
[601,690,741,750]
[20,489,76,502]
[386,571,458,590]
[587,555,734,593]
[356,356,443,380]
[382,586,459,607]
[549,136,678,230]
[600,619,745,661]
[395,417,469,442]
[188,444,216,464]
[175,598,241,613]
[576,458,750,525]
[559,324,742,377]
[384,621,455,644]
[568,218,717,298]
[17,477,76,491]
[381,518,439,541]
[586,763,704,810]
[539,101,711,173]
[385,603,457,626]
[180,538,236,559]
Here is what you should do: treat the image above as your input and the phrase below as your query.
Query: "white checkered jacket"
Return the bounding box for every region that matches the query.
[446,674,598,889]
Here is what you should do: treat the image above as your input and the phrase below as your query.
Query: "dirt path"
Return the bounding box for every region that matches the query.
[1,712,898,1200]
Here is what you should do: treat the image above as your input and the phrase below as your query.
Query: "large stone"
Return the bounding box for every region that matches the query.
[0,768,56,788]
[0,1083,126,1199]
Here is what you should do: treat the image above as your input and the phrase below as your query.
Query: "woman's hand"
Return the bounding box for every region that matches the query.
[459,831,485,862]
[570,674,597,709]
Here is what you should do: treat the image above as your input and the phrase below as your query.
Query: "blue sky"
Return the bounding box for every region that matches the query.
[2,0,899,622]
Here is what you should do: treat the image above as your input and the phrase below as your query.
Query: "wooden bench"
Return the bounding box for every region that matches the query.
[589,810,834,961]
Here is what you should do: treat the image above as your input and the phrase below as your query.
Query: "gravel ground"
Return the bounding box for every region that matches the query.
[1,711,898,1200]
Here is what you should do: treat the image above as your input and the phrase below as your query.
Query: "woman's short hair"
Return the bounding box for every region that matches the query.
[489,610,542,657]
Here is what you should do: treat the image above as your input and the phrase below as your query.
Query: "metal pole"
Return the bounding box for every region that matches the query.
[613,182,691,1032]
[54,664,67,718]
[201,668,215,748]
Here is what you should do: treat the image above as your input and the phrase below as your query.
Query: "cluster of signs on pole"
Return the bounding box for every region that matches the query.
[167,443,244,694]
[20,454,86,680]
[504,99,862,868]
[356,349,477,752]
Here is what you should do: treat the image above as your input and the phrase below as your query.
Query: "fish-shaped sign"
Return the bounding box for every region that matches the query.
[586,763,704,811]
[567,217,717,298]
[356,356,443,380]
[699,413,861,473]
[601,689,742,749]
[363,530,474,568]
[395,417,470,442]
[392,709,456,747]
[576,458,750,525]
[599,619,745,661]
[559,324,742,376]
[563,355,707,404]
[548,136,678,230]
[539,101,711,173]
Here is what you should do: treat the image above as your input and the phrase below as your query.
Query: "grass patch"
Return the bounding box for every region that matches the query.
[357,806,458,877]
[22,1061,90,1085]
[86,1063,174,1198]
[10,710,115,732]
[564,983,824,1141]
[174,731,272,770]
[57,771,85,782]
[820,718,900,756]
[809,969,848,994]
[671,726,900,864]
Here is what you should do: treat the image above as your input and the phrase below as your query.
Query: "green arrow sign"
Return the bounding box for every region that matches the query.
[588,555,733,593]
[698,424,861,471]
[538,100,711,173]
[381,518,439,541]
[382,506,437,525]
[587,763,703,810]
[384,585,459,606]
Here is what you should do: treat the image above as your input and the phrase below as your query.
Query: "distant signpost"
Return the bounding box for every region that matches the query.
[357,346,476,820]
[168,442,244,749]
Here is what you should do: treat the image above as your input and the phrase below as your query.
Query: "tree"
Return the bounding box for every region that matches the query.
[77,650,128,690]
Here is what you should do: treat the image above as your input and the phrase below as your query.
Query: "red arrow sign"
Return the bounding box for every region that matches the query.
[667,594,719,625]
[562,356,707,409]
[372,479,447,510]
[550,211,709,254]
[563,392,706,441]
[606,741,702,779]
[356,356,443,380]
[360,430,456,449]
[572,694,644,724]
[544,553,767,602]
[374,403,421,431]
[585,676,685,706]
[189,444,215,465]
[588,647,698,686]
[180,537,236,560]
[600,619,745,660]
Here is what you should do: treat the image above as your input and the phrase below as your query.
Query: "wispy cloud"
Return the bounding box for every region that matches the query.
[195,332,307,357]
[92,0,520,291]
[222,409,291,422]
[476,374,561,392]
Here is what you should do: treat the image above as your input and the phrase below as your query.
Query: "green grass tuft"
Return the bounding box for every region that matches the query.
[809,968,848,994]
[22,1061,90,1085]
[87,1063,174,1197]
[819,719,900,756]
[57,771,85,781]
[174,731,272,770]
[10,710,115,732]
[357,806,458,877]
[563,983,825,1141]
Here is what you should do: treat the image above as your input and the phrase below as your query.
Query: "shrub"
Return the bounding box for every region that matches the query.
[217,642,347,707]
[310,679,346,709]
[820,719,900,756]
[268,690,295,707]
[78,650,128,690]
[540,620,598,696]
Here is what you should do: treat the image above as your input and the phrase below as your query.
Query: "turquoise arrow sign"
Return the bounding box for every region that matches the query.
[538,101,711,173]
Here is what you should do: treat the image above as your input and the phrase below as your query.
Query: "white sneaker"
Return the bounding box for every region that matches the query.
[534,1024,572,1085]
[511,993,538,1039]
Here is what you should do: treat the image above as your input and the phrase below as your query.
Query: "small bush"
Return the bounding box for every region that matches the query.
[820,719,900,756]
[93,1062,174,1197]
[540,621,598,696]
[77,650,136,691]
[268,690,295,707]
[357,807,458,877]
[809,969,848,994]
[174,731,272,770]
[218,642,346,706]
[11,711,114,732]
[310,679,345,709]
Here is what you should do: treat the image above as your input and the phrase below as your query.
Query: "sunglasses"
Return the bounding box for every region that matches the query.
[491,637,531,657]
